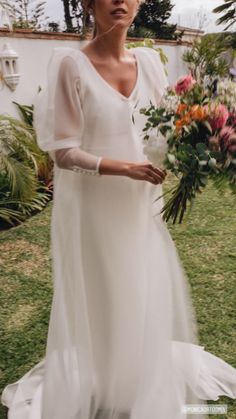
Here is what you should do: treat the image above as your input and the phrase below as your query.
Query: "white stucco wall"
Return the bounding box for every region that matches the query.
[0,34,189,118]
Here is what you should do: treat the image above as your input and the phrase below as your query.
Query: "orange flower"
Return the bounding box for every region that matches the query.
[175,114,191,131]
[176,103,188,115]
[190,105,207,121]
[183,114,191,124]
[175,120,183,130]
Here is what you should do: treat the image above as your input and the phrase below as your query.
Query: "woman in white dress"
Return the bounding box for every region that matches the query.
[1,1,236,418]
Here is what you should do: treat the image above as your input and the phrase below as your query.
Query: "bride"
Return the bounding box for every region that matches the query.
[1,0,236,418]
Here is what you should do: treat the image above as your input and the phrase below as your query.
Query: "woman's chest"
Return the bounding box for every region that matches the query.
[78,69,157,140]
[88,58,138,99]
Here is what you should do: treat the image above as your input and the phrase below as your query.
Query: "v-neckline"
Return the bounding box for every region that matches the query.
[78,47,140,101]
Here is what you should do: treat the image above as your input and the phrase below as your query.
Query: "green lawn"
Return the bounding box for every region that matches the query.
[0,176,235,419]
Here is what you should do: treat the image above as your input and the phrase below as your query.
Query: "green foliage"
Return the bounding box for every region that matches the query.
[139,74,236,224]
[229,32,236,49]
[8,0,49,30]
[213,0,236,31]
[126,38,168,68]
[12,19,36,29]
[128,25,157,40]
[127,38,156,49]
[12,101,33,126]
[0,115,51,227]
[12,101,53,185]
[183,35,230,82]
[47,21,60,32]
[208,31,236,53]
[130,0,177,40]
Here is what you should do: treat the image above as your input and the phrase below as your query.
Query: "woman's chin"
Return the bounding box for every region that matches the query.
[110,14,132,27]
[96,19,130,36]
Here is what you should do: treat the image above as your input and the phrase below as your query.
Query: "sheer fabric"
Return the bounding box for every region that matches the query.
[1,46,236,419]
[33,50,102,174]
[55,148,102,175]
[53,56,102,175]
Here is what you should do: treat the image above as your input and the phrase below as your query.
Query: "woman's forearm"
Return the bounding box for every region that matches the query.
[54,150,166,185]
[99,158,167,185]
[98,158,132,176]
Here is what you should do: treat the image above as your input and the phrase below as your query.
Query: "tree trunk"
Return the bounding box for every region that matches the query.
[61,0,73,32]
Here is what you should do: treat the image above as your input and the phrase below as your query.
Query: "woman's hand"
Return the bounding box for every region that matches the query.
[99,158,167,184]
[124,162,167,184]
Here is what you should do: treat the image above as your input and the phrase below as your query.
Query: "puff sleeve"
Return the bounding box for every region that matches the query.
[141,47,169,104]
[33,48,102,175]
[149,47,169,101]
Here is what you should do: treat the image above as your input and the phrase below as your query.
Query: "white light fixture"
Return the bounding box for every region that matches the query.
[0,43,20,91]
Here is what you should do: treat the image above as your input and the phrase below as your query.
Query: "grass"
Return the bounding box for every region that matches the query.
[0,176,235,419]
[0,203,52,419]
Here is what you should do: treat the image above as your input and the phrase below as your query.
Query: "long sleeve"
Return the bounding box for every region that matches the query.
[53,55,102,175]
[55,147,103,175]
[33,48,103,175]
[141,47,169,105]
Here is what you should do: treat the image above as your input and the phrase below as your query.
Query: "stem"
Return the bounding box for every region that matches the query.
[152,183,179,204]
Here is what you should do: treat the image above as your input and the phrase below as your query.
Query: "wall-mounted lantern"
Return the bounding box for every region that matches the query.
[0,43,20,91]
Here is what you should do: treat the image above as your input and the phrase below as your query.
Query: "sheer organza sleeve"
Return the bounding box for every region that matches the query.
[150,47,169,100]
[142,47,169,104]
[33,47,102,175]
[54,147,102,175]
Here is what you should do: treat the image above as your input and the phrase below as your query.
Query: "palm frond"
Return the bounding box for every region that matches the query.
[0,207,25,225]
[0,154,38,199]
[0,111,52,227]
[213,0,236,29]
[12,101,34,126]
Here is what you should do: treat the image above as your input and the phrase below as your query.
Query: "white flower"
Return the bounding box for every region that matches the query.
[143,130,168,168]
[160,93,179,113]
[217,79,236,111]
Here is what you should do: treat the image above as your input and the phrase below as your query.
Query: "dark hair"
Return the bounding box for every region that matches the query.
[82,0,93,11]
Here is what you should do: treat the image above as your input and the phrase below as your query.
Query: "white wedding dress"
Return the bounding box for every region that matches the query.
[1,46,236,419]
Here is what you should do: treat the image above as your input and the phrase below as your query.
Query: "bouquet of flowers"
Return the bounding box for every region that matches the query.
[140,74,236,224]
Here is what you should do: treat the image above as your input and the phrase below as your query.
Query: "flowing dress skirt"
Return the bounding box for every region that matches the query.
[1,167,236,419]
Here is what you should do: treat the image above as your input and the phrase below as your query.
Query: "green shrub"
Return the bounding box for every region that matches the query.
[183,35,230,82]
[0,115,51,227]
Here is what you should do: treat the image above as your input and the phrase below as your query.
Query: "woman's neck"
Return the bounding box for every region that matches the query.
[91,29,128,60]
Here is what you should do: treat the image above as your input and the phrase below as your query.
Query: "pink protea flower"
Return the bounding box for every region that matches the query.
[174,75,196,96]
[219,126,236,152]
[207,104,229,131]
